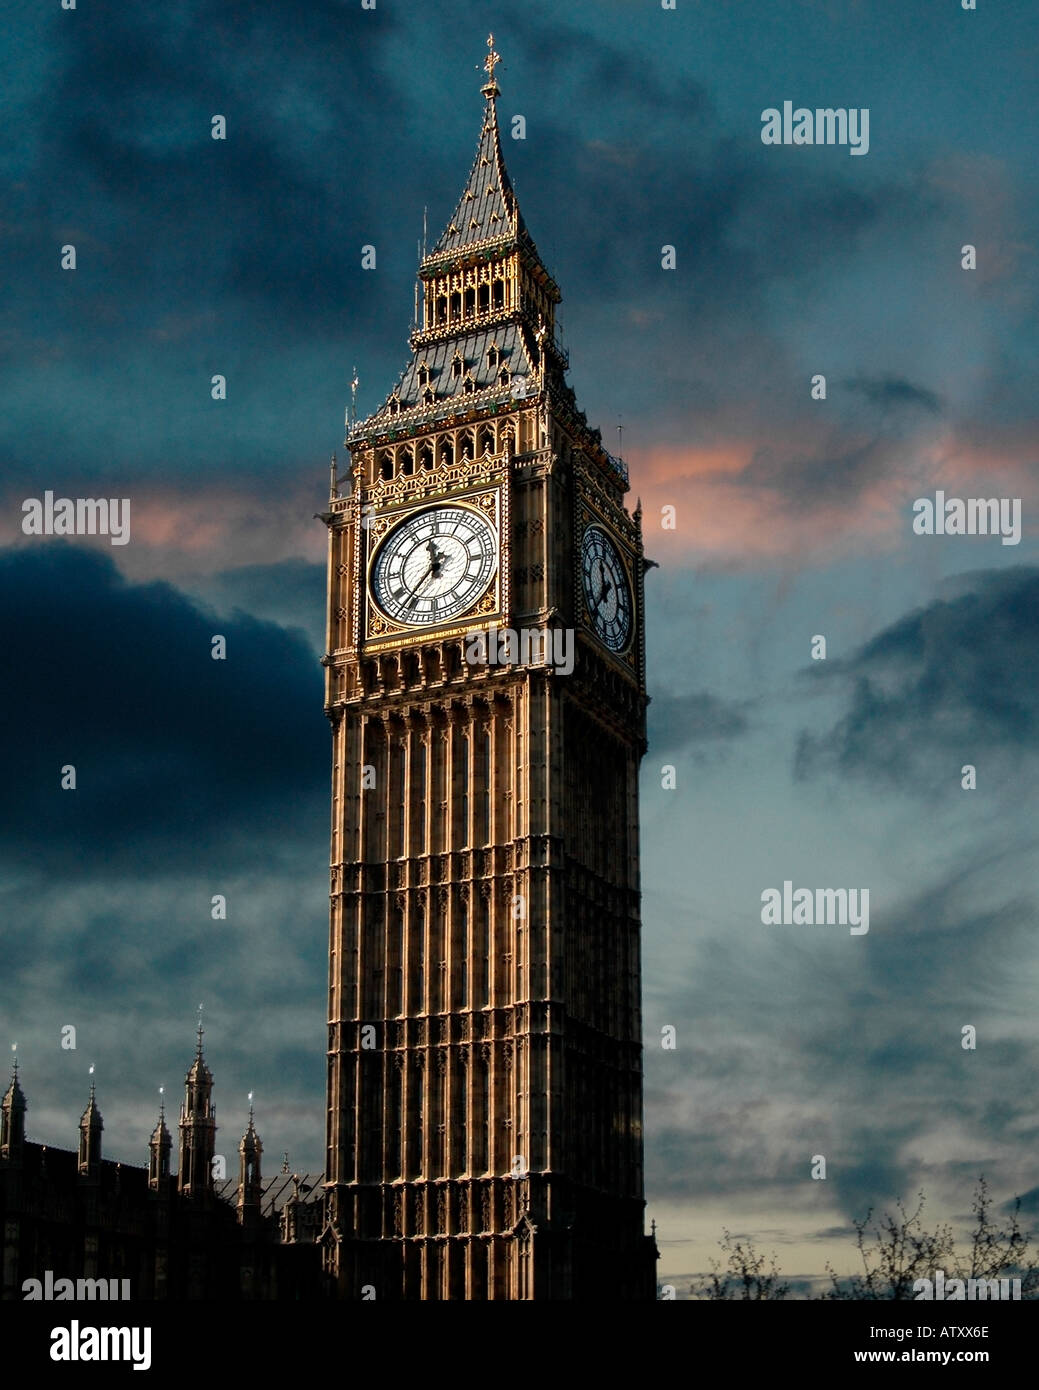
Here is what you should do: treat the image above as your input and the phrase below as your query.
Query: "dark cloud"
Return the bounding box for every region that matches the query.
[183,558,327,656]
[4,0,1006,500]
[648,690,750,753]
[795,568,1039,788]
[0,545,326,877]
[736,435,899,509]
[843,375,943,414]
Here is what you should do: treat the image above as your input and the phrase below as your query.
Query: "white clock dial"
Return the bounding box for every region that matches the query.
[581,525,633,653]
[370,505,497,627]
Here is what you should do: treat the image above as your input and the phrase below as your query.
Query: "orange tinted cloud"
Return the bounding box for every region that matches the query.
[633,423,1037,567]
[0,481,327,582]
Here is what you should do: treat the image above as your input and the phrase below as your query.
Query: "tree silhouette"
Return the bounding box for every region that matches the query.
[691,1228,790,1300]
[688,1178,1038,1299]
[825,1178,1038,1300]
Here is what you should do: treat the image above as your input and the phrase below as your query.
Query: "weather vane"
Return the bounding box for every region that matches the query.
[482,34,502,90]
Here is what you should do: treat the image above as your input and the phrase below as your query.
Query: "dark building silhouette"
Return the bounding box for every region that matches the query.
[0,1036,323,1301]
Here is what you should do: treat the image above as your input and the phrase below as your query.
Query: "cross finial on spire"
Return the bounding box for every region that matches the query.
[481,33,502,97]
[10,1043,17,1083]
[196,1002,204,1057]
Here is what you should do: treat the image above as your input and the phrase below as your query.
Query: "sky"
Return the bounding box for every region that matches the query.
[2,0,1038,1295]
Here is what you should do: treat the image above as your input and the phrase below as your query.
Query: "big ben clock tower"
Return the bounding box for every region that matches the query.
[320,37,658,1300]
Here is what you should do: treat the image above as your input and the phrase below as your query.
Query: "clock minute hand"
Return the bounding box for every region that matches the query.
[595,564,610,610]
[406,562,436,608]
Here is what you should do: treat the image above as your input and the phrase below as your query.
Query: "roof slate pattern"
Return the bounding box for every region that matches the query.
[391,324,534,413]
[431,96,522,256]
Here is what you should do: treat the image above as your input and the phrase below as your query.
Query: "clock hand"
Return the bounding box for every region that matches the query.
[591,559,605,608]
[406,562,438,607]
[596,564,610,610]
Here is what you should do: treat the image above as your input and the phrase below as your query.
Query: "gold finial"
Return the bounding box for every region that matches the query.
[482,34,502,95]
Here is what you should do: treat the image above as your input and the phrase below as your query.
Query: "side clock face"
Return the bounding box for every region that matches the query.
[581,525,633,653]
[370,505,497,627]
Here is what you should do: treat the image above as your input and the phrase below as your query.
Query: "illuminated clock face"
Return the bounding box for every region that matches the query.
[370,505,497,626]
[581,525,632,653]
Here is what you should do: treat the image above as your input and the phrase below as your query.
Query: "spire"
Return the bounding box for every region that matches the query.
[241,1092,260,1154]
[430,35,523,257]
[237,1092,263,1224]
[178,1019,216,1201]
[78,1067,103,1176]
[149,1086,172,1191]
[2,1047,27,1158]
[353,36,563,447]
[187,1004,213,1086]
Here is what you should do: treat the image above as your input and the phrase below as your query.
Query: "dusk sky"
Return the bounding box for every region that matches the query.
[3,0,1038,1294]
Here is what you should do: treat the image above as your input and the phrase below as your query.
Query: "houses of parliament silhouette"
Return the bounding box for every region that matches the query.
[2,38,657,1302]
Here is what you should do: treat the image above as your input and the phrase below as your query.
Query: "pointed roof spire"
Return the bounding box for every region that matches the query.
[240,1091,261,1155]
[150,1086,170,1146]
[80,1065,102,1129]
[431,36,522,257]
[186,1003,213,1086]
[3,1044,25,1113]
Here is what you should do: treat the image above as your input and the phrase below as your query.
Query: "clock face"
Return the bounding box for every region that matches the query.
[581,525,633,653]
[370,505,497,627]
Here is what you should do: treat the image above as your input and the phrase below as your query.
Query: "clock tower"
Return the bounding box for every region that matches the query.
[320,38,657,1300]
